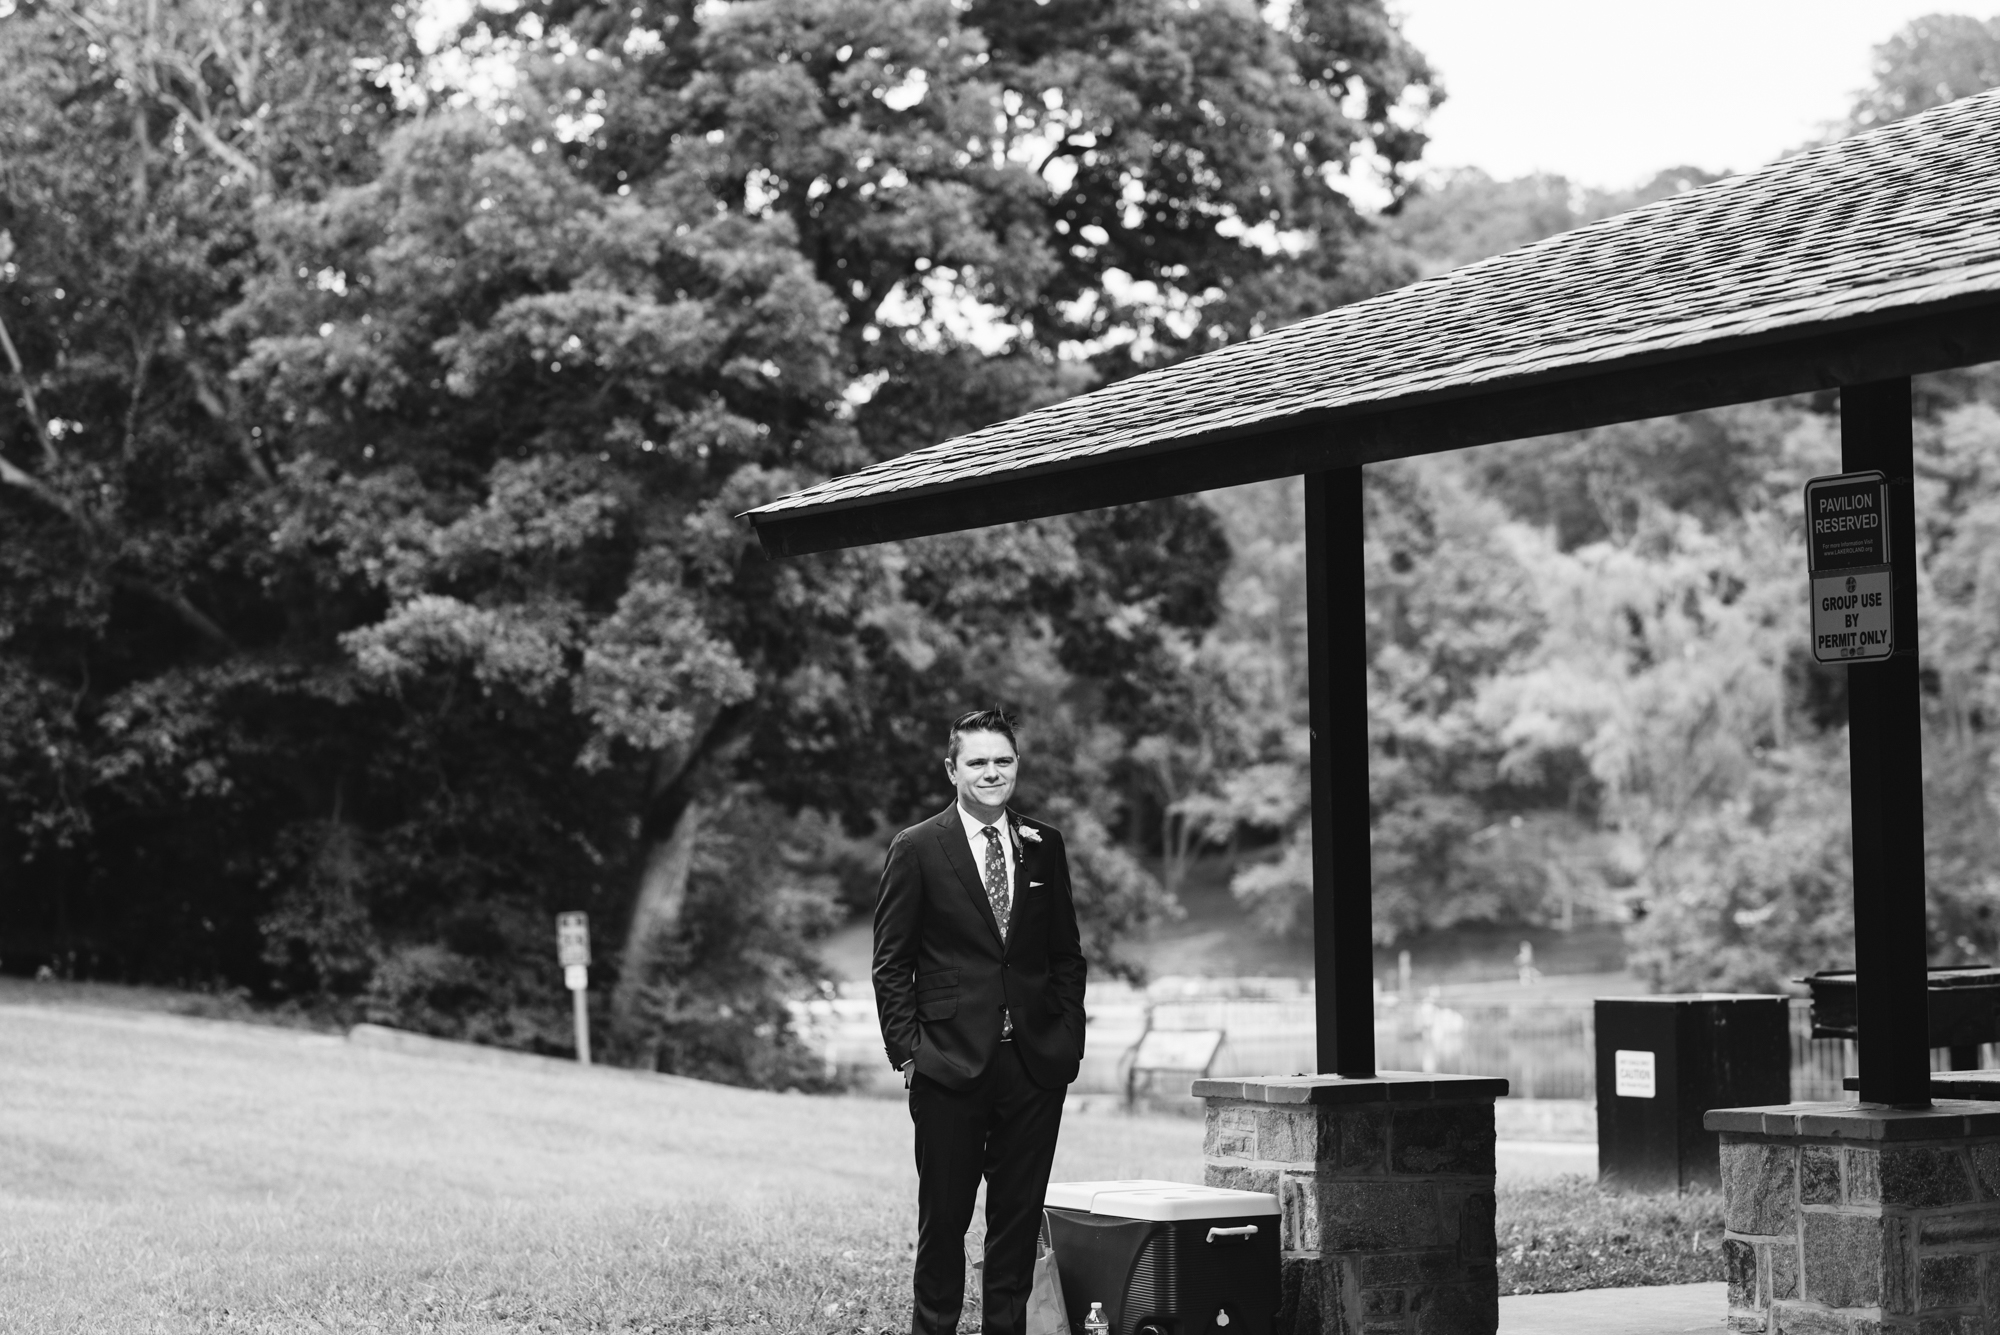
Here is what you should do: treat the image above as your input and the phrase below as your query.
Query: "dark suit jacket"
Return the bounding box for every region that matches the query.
[872,805,1088,1092]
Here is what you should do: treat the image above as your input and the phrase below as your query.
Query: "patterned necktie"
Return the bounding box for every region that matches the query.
[980,824,1013,1038]
[980,825,1010,940]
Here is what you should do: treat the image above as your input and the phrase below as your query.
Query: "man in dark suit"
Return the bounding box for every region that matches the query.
[873,707,1088,1335]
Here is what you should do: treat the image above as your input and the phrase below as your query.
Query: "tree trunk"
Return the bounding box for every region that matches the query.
[1160,808,1188,898]
[608,704,747,1053]
[613,793,706,1034]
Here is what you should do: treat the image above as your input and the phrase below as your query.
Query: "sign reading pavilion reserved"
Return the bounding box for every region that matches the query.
[1805,470,1892,664]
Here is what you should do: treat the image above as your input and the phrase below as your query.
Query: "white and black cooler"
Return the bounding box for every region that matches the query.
[1041,1180,1281,1335]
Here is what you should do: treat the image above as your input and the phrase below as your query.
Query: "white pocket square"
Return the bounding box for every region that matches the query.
[1030,881,1046,888]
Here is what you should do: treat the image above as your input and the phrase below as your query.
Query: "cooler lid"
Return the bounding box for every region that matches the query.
[1088,1185,1280,1221]
[1044,1179,1187,1212]
[1045,1181,1281,1220]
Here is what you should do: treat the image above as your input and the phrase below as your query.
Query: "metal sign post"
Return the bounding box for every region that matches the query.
[556,911,591,1065]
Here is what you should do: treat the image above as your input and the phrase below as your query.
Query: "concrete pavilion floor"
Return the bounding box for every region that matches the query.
[1498,1282,1727,1335]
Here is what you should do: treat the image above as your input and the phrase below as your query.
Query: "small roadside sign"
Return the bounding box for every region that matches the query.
[556,911,590,968]
[1804,471,1893,664]
[555,911,592,1065]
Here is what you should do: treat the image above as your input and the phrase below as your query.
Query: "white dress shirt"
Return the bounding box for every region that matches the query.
[958,804,1015,917]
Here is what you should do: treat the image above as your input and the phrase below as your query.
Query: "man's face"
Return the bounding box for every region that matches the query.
[946,729,1018,818]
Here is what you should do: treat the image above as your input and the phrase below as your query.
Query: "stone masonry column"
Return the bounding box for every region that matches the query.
[1706,1100,2000,1333]
[1195,1072,1509,1335]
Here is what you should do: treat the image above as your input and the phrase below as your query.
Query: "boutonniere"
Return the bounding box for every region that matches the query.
[1015,823,1042,844]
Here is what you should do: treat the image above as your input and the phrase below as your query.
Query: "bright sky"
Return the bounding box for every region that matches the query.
[1395,0,1957,187]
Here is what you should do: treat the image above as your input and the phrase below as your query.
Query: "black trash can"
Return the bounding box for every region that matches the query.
[1594,994,1790,1191]
[1042,1180,1280,1335]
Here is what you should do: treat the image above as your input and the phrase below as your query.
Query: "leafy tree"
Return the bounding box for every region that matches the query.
[1848,13,2000,131]
[1193,13,2000,989]
[0,0,416,986]
[0,0,1441,1078]
[1616,13,2000,986]
[1385,170,1579,277]
[525,0,1438,379]
[1215,461,1594,944]
[1385,164,1728,281]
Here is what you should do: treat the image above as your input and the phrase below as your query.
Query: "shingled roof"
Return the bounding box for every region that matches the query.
[748,88,2000,557]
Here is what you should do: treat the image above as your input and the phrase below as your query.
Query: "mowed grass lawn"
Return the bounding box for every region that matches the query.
[0,1002,1201,1333]
[1,995,1721,1331]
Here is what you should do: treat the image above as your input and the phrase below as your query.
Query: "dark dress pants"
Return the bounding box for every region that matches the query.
[908,1043,1065,1335]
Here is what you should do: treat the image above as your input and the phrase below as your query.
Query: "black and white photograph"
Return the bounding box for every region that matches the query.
[4,0,2000,1330]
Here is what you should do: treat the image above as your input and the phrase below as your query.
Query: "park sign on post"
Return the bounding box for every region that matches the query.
[556,912,591,1064]
[1805,470,1893,664]
[556,912,590,980]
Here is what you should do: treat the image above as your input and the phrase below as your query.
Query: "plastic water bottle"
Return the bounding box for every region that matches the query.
[1084,1301,1110,1335]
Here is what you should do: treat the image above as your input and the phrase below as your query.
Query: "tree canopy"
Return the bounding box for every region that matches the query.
[0,0,1437,1079]
[1175,12,2000,991]
[14,0,1994,1043]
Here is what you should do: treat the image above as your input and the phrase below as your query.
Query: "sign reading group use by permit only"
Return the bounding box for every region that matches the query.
[1805,471,1893,664]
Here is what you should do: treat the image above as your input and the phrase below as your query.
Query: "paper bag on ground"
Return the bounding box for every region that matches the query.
[1024,1246,1068,1335]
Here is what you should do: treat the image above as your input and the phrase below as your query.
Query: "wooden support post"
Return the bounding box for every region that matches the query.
[1841,378,1930,1107]
[1305,468,1376,1077]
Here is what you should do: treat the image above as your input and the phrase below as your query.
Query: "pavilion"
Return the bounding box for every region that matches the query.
[747,88,2000,1335]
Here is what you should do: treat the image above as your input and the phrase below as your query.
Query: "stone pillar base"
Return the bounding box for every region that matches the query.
[1195,1072,1509,1335]
[1705,1100,2000,1333]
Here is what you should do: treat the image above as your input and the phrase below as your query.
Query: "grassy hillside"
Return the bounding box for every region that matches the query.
[0,1002,1200,1333]
[0,989,1716,1329]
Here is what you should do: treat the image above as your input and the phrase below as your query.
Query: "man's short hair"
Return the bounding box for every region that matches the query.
[946,707,1018,764]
